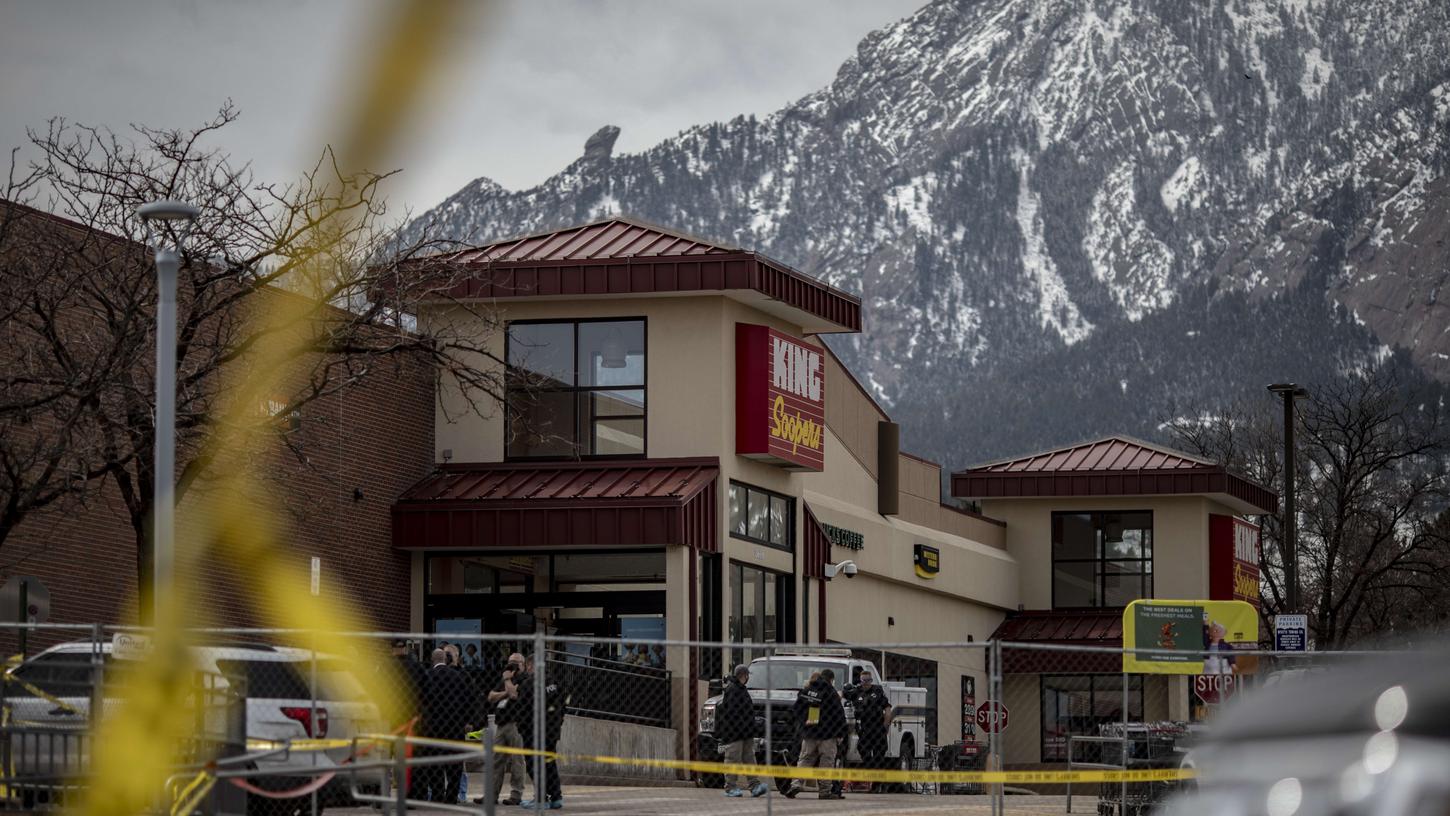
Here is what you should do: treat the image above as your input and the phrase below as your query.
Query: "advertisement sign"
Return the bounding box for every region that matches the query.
[1274,614,1308,651]
[735,323,825,471]
[1209,515,1261,609]
[1122,599,1259,674]
[913,543,940,579]
[961,676,976,741]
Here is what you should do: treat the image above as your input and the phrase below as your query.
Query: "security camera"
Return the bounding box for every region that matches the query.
[825,560,858,579]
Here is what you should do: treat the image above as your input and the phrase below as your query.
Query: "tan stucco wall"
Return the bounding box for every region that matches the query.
[980,495,1242,609]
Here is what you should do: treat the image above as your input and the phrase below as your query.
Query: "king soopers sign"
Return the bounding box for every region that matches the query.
[736,323,825,471]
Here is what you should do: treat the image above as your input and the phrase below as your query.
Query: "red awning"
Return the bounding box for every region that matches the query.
[992,610,1124,674]
[802,504,832,579]
[392,457,719,552]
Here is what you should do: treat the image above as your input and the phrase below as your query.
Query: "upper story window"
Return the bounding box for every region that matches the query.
[506,319,645,459]
[1052,511,1153,608]
[728,481,793,552]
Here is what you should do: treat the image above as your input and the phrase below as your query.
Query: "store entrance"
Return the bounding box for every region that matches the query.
[423,548,668,641]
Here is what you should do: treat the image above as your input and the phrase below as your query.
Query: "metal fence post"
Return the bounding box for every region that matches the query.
[393,733,408,815]
[1121,667,1129,814]
[482,719,496,816]
[532,629,545,808]
[310,636,319,816]
[765,643,774,816]
[990,638,1003,816]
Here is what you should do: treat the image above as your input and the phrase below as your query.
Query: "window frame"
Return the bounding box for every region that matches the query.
[504,317,648,461]
[1040,674,1145,762]
[729,560,795,666]
[727,481,795,553]
[1050,511,1154,609]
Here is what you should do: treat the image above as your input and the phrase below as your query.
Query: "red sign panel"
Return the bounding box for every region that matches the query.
[735,323,825,471]
[1209,515,1261,609]
[975,700,1009,733]
[1193,674,1237,705]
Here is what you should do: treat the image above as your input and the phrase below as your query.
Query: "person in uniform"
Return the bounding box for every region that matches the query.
[516,651,567,810]
[845,670,893,792]
[474,651,529,806]
[783,668,847,800]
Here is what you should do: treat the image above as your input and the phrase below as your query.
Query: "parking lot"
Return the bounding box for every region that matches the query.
[333,783,1090,815]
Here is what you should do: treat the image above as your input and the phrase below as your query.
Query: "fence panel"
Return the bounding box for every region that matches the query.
[0,625,1425,815]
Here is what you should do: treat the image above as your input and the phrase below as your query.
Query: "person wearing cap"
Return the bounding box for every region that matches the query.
[716,664,768,798]
[784,668,847,800]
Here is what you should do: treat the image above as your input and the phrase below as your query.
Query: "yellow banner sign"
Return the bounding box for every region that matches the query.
[1122,599,1259,675]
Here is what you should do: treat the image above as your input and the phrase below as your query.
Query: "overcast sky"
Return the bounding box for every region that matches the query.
[2,0,923,217]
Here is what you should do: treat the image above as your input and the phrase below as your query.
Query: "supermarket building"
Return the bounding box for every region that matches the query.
[0,204,1279,768]
[389,217,1278,766]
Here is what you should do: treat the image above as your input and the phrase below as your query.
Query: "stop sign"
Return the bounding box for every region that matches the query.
[1193,674,1237,705]
[975,700,1009,733]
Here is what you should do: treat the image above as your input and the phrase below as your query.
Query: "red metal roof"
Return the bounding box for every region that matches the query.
[993,610,1124,674]
[393,457,719,552]
[416,217,861,333]
[951,436,1278,515]
[449,217,736,264]
[969,436,1213,473]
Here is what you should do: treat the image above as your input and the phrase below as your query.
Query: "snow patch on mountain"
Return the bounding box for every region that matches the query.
[1085,162,1177,321]
[1160,157,1204,213]
[1015,151,1092,344]
[1301,47,1332,100]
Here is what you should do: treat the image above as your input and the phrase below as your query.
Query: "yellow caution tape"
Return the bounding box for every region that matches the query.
[234,732,1197,785]
[1,669,84,715]
[170,770,214,816]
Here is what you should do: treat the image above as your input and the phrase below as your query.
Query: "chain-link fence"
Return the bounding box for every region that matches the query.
[0,623,1423,815]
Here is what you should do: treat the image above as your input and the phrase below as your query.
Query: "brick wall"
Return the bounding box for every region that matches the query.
[2,354,435,646]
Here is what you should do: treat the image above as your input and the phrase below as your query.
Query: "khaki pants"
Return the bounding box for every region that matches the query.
[721,738,759,791]
[794,736,838,793]
[490,721,528,801]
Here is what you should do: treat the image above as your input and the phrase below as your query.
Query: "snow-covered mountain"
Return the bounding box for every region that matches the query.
[403,0,1450,463]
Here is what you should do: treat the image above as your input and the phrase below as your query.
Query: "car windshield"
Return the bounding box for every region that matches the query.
[744,660,845,691]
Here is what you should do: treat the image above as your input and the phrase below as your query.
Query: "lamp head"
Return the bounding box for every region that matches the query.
[137,200,200,222]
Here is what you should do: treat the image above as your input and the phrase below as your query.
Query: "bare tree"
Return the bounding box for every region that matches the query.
[1,105,511,618]
[1166,367,1450,647]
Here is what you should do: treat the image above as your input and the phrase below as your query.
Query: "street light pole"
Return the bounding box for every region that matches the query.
[1268,383,1308,615]
[138,199,199,625]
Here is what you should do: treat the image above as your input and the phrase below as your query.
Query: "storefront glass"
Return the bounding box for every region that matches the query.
[424,550,665,642]
[730,562,793,664]
[505,318,646,458]
[1040,674,1144,761]
[1052,511,1153,608]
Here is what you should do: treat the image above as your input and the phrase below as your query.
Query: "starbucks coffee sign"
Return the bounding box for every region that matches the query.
[822,522,863,551]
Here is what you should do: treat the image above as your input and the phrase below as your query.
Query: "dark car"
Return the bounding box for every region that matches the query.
[1160,646,1450,816]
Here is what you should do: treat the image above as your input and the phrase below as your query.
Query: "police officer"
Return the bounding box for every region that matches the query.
[845,670,893,792]
[783,668,847,800]
[516,651,567,810]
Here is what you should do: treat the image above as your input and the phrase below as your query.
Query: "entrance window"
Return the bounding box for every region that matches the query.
[730,562,793,665]
[506,318,645,458]
[1041,674,1144,762]
[1052,512,1153,608]
[728,482,793,552]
